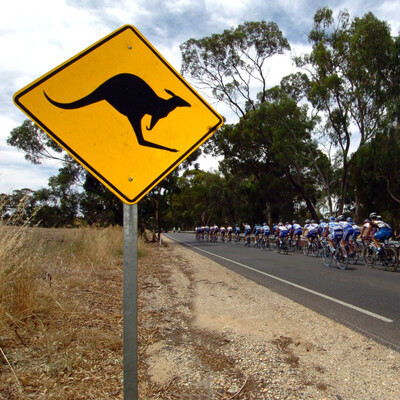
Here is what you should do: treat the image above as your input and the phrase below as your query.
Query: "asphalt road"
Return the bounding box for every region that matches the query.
[166,232,400,352]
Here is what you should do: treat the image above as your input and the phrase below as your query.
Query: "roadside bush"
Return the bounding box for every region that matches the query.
[0,197,42,332]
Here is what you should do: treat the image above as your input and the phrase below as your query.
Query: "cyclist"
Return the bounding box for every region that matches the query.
[220,225,226,241]
[290,220,303,247]
[262,222,270,246]
[337,215,354,253]
[323,216,344,254]
[195,225,203,239]
[276,222,289,248]
[214,224,219,241]
[361,219,371,241]
[303,219,319,248]
[234,223,241,242]
[285,221,292,242]
[243,222,252,246]
[253,223,261,246]
[227,224,233,241]
[271,223,279,245]
[204,224,210,240]
[318,219,327,238]
[210,224,217,241]
[347,217,361,254]
[365,213,393,254]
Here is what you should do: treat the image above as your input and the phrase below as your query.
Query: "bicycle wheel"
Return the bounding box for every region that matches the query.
[296,240,304,254]
[347,249,359,265]
[321,245,332,267]
[352,242,362,264]
[381,246,398,272]
[335,247,348,270]
[310,242,319,257]
[363,246,376,268]
[302,242,310,256]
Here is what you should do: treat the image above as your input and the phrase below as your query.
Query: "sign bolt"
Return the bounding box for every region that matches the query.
[128,177,133,182]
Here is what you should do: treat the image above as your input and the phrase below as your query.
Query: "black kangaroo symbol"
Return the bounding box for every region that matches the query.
[44,73,191,152]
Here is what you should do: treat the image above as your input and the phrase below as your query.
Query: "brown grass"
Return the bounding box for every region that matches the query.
[0,199,130,399]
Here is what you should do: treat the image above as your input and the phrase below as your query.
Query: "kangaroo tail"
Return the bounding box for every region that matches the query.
[44,89,103,110]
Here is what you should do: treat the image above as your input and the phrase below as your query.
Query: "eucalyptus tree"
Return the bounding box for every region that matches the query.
[205,86,325,220]
[295,8,396,217]
[351,131,400,228]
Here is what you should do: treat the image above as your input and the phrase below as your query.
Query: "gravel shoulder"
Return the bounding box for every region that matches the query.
[138,237,400,399]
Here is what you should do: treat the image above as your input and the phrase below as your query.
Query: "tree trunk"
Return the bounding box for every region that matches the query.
[265,201,272,227]
[354,189,361,223]
[285,166,319,220]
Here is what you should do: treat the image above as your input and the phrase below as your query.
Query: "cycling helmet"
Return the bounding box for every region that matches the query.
[292,220,297,224]
[337,215,344,221]
[278,222,283,226]
[346,217,353,222]
[369,212,377,219]
[305,219,311,224]
[320,219,325,223]
[311,219,316,223]
[377,215,382,220]
[330,216,336,221]
[364,219,370,223]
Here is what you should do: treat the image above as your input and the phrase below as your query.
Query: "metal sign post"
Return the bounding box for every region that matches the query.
[123,203,138,399]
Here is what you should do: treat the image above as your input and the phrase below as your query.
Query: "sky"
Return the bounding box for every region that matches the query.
[1,0,400,194]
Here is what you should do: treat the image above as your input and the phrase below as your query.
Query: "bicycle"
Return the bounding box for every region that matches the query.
[363,241,398,272]
[302,236,319,257]
[345,240,363,265]
[277,236,289,255]
[261,235,272,251]
[254,234,262,248]
[234,233,241,245]
[321,239,349,270]
[288,236,303,253]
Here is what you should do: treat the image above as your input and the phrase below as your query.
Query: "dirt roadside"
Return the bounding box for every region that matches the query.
[138,236,400,399]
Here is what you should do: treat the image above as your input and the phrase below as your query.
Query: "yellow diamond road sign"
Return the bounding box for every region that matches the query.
[13,25,223,204]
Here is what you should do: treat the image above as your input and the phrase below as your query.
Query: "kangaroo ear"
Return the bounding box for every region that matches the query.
[165,89,176,98]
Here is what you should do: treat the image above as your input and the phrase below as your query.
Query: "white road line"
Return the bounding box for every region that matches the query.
[167,235,394,323]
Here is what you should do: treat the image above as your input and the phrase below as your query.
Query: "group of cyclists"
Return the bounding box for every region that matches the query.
[195,212,394,258]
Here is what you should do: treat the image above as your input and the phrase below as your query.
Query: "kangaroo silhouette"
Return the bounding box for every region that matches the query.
[44,73,191,152]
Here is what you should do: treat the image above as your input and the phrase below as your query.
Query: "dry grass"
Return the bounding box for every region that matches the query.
[0,199,130,399]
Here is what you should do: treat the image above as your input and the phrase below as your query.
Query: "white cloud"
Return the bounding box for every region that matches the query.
[0,164,58,194]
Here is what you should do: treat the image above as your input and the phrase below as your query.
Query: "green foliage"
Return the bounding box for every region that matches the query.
[295,7,397,215]
[352,131,400,227]
[7,120,63,164]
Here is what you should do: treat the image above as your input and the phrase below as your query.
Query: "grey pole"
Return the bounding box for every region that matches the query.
[123,203,138,399]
